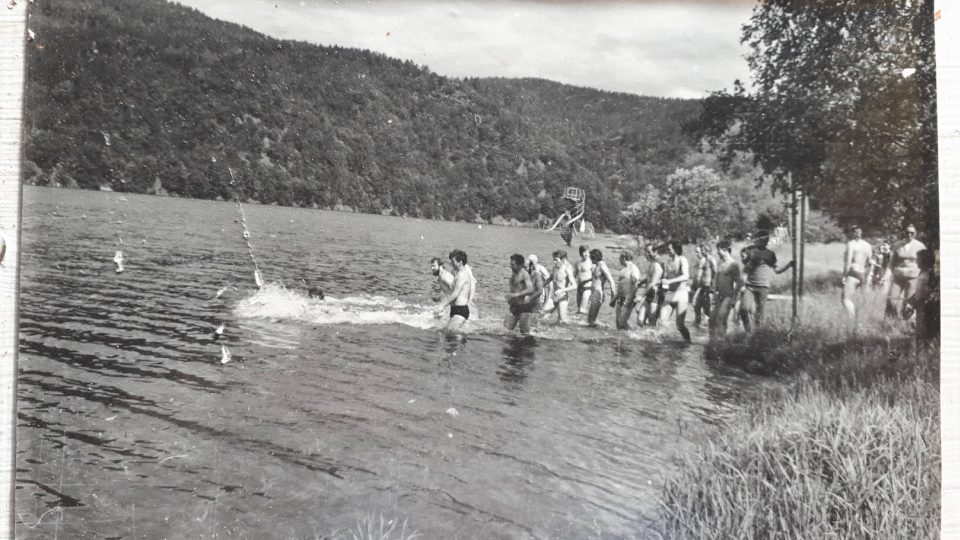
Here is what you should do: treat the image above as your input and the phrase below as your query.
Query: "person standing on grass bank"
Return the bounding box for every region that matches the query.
[575,245,594,314]
[906,248,939,345]
[709,240,743,340]
[434,249,474,332]
[587,248,616,326]
[739,232,794,333]
[541,250,577,323]
[692,244,717,327]
[504,254,537,334]
[659,241,692,342]
[841,225,873,319]
[882,224,926,319]
[430,257,454,302]
[611,251,641,329]
[636,243,664,327]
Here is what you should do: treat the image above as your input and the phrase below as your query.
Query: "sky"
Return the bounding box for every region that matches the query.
[171,0,756,99]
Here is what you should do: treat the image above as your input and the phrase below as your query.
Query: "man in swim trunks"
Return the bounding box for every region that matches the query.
[541,250,577,323]
[691,244,717,327]
[575,245,594,314]
[587,248,616,326]
[434,249,474,332]
[841,225,872,319]
[709,240,743,340]
[739,232,794,333]
[636,244,664,327]
[430,257,454,302]
[527,254,551,310]
[659,241,692,342]
[611,251,641,329]
[505,253,537,334]
[882,224,926,319]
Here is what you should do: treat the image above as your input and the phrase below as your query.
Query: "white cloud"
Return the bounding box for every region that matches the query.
[172,0,754,97]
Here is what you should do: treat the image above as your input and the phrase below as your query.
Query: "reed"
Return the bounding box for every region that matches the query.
[657,277,940,539]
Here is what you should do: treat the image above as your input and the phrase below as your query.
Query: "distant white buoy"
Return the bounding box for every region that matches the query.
[113,250,125,273]
[220,345,232,364]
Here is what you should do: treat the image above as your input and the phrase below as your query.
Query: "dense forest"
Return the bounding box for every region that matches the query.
[22,0,712,233]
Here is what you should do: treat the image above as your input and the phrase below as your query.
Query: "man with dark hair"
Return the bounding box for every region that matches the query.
[575,244,594,313]
[636,243,664,327]
[430,257,454,302]
[434,249,474,332]
[586,248,616,326]
[541,250,577,323]
[709,240,743,340]
[659,241,692,342]
[692,243,718,327]
[841,225,872,319]
[611,251,641,329]
[504,253,536,334]
[739,232,793,333]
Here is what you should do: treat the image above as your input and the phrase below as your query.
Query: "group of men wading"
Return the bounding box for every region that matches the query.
[428,222,934,341]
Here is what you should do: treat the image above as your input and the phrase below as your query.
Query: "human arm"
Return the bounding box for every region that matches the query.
[436,273,467,309]
[775,260,795,275]
[505,273,535,301]
[660,257,690,288]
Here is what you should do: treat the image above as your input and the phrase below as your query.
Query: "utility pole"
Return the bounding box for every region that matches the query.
[790,179,799,322]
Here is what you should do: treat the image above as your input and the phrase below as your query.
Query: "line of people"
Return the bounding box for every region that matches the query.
[429,222,936,341]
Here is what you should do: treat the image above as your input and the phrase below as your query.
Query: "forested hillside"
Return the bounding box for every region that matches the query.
[23,0,702,231]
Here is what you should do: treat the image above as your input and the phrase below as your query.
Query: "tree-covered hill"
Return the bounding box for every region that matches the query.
[23,0,702,231]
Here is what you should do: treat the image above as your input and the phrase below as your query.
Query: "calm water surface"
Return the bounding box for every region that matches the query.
[16,187,766,539]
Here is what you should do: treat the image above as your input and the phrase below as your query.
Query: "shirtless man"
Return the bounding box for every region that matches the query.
[636,244,664,327]
[434,249,474,332]
[575,245,594,314]
[709,240,743,340]
[504,253,537,334]
[526,255,548,325]
[659,242,692,342]
[611,251,641,330]
[586,248,616,326]
[691,244,718,327]
[882,224,926,319]
[430,257,454,302]
[841,225,872,319]
[540,250,577,323]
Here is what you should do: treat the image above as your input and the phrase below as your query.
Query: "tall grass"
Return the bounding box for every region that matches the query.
[656,270,940,539]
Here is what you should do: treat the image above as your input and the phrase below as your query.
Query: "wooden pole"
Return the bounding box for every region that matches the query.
[799,189,806,307]
[790,182,799,322]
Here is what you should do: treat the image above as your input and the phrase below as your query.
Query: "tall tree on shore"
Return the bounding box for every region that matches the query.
[686,0,937,241]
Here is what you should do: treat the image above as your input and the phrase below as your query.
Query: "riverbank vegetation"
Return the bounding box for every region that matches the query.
[655,278,939,538]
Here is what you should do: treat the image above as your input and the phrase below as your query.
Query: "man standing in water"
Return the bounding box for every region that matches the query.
[611,251,641,329]
[434,249,474,332]
[541,250,577,323]
[691,244,717,327]
[739,232,794,333]
[659,241,692,342]
[841,225,873,319]
[709,240,743,340]
[882,224,926,319]
[505,253,537,334]
[587,248,616,326]
[636,244,664,327]
[430,257,454,302]
[575,245,594,314]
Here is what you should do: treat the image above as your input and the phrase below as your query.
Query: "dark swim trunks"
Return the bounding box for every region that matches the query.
[645,288,665,304]
[450,305,470,320]
[845,269,866,282]
[578,281,590,295]
[509,302,536,317]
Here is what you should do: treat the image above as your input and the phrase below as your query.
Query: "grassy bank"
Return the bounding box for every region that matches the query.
[656,284,940,539]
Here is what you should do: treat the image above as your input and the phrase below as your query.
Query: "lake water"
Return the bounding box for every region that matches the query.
[16,187,765,539]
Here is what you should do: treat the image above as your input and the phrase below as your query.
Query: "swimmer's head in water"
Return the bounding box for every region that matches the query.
[589,248,602,263]
[430,257,444,275]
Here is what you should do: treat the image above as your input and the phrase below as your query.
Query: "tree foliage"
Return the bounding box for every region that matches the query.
[685,0,937,240]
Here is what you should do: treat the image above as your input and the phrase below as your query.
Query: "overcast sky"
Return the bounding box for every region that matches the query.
[171,0,755,98]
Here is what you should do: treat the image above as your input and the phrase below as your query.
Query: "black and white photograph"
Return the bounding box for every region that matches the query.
[2,0,943,537]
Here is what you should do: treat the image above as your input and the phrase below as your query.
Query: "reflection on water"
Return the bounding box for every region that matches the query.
[16,187,773,539]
